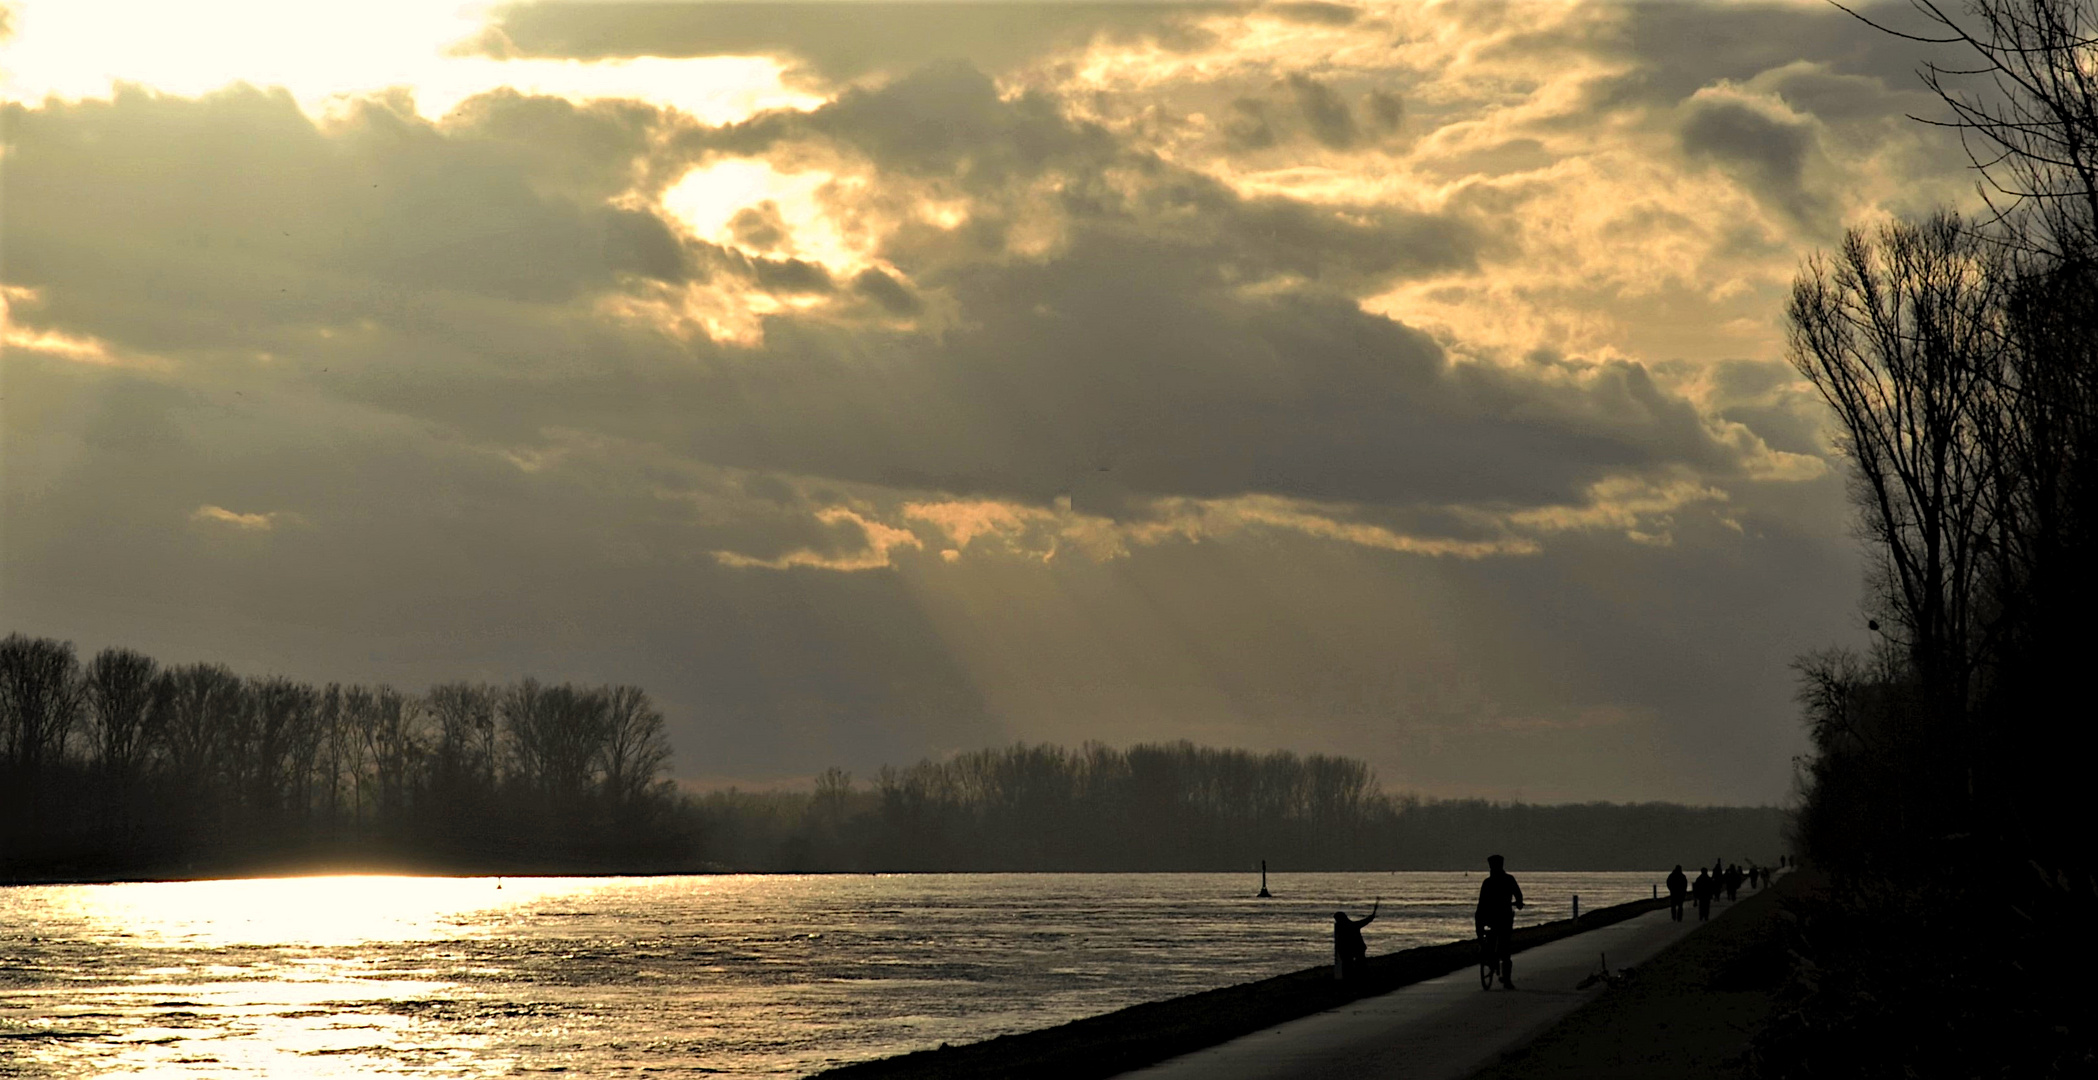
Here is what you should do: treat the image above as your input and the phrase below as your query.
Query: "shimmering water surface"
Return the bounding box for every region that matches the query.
[1,871,1660,1077]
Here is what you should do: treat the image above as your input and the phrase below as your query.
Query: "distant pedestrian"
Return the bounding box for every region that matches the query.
[1725,863,1743,901]
[1749,865,1762,890]
[1333,900,1379,981]
[1666,864,1688,922]
[1693,868,1713,921]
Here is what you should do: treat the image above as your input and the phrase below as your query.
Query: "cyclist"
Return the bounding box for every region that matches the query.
[1474,854,1526,989]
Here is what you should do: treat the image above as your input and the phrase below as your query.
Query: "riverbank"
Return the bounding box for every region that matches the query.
[1464,870,1811,1079]
[811,894,1673,1080]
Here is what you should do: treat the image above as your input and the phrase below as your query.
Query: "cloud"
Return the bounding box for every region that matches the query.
[1288,72,1357,149]
[1679,87,1827,228]
[1,2,1939,803]
[713,506,922,571]
[471,1,1220,83]
[190,504,300,532]
[2,60,1806,562]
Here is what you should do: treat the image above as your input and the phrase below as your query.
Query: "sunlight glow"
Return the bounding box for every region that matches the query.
[49,874,586,948]
[0,0,824,122]
[661,158,873,274]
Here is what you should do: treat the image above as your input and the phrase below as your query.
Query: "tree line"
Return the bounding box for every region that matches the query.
[691,741,1784,872]
[1769,1,2098,1074]
[0,633,686,878]
[3,634,1781,879]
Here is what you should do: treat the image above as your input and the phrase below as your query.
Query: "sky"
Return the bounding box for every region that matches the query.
[0,0,1977,805]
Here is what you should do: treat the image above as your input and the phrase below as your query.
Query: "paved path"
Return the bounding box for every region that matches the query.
[1115,897,1742,1080]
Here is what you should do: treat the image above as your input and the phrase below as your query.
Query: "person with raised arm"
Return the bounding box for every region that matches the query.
[1332,900,1379,981]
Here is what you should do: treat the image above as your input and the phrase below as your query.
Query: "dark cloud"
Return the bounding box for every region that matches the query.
[471,1,1230,82]
[1365,88,1403,132]
[782,61,1116,186]
[1679,95,1825,226]
[1265,2,1358,26]
[727,201,790,251]
[0,85,690,365]
[1287,73,1356,149]
[852,268,921,315]
[1590,1,1953,114]
[1226,97,1276,151]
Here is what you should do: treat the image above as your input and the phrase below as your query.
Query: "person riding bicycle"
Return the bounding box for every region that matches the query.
[1474,854,1526,989]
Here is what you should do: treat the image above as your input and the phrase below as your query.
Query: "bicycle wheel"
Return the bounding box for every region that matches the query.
[1479,940,1495,990]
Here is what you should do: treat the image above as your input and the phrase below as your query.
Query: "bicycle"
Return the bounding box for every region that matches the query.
[1476,925,1511,990]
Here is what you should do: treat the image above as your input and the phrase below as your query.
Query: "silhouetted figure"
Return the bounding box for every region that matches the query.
[1748,865,1761,890]
[1693,868,1713,921]
[1257,860,1273,898]
[1726,863,1743,900]
[1666,864,1688,921]
[1333,900,1379,981]
[1474,854,1526,988]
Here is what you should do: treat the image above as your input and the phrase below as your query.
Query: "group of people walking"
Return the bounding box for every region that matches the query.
[1664,857,1776,922]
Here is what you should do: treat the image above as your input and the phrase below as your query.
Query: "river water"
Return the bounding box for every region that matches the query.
[0,870,1659,1077]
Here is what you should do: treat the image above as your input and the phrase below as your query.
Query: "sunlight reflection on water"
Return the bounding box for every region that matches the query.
[1,871,1661,1077]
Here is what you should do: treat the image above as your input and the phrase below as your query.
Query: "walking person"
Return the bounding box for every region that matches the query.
[1332,900,1379,981]
[1666,864,1689,922]
[1693,867,1713,921]
[1474,855,1526,989]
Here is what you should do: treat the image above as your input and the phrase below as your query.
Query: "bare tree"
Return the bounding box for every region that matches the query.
[364,686,424,818]
[0,634,84,772]
[245,677,320,814]
[159,662,243,790]
[83,648,159,778]
[599,685,671,809]
[1788,211,2008,704]
[339,685,378,822]
[1873,0,2098,257]
[427,682,499,801]
[503,679,607,805]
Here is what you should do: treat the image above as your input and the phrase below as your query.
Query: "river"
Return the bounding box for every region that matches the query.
[0,870,1659,1077]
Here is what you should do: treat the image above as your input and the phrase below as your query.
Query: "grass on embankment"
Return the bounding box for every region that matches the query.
[811,895,1673,1080]
[1465,871,1813,1080]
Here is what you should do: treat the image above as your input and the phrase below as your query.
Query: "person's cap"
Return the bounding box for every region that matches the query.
[1487,853,1504,866]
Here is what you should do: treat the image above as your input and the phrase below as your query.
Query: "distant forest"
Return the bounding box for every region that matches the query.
[2,633,1781,880]
[694,746,1785,872]
[0,634,688,878]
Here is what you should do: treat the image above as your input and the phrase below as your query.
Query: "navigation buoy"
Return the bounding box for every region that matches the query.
[1256,859,1273,898]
